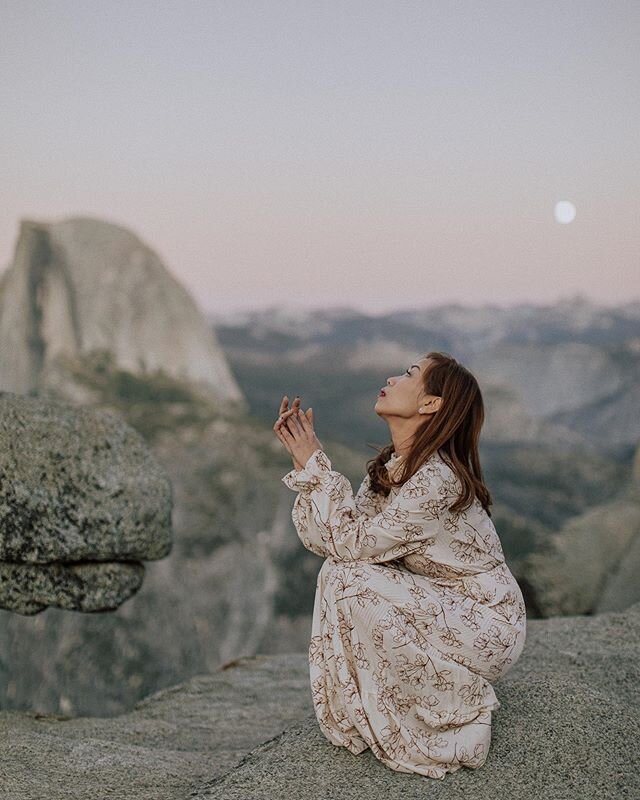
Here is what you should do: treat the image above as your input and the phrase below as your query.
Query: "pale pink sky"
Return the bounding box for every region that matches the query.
[1,0,639,315]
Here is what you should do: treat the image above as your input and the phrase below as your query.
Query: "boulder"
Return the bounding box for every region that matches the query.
[0,391,172,614]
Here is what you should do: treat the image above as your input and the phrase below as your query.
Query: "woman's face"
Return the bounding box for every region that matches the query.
[375,356,434,418]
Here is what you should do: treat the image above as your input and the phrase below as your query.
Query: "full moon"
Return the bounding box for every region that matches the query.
[554,200,576,224]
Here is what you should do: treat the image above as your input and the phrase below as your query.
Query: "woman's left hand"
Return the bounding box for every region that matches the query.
[276,406,324,470]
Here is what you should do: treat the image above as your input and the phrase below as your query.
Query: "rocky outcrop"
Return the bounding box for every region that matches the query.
[1,602,638,800]
[521,442,640,616]
[0,216,246,407]
[0,392,172,565]
[0,387,300,717]
[0,391,172,614]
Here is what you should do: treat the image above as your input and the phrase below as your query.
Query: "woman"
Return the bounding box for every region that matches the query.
[273,351,526,781]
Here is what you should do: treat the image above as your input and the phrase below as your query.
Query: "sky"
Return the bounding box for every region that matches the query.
[1,0,639,316]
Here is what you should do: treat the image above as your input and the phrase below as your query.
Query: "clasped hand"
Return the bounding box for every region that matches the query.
[273,395,324,471]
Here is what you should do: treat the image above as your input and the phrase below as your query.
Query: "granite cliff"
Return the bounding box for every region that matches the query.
[0,216,245,408]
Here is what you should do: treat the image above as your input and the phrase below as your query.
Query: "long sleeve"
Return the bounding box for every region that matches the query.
[354,472,387,518]
[281,448,442,563]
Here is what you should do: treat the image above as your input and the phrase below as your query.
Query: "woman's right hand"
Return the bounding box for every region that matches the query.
[274,395,306,470]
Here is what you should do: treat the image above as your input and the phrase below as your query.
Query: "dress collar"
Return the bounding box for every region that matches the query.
[384,451,404,478]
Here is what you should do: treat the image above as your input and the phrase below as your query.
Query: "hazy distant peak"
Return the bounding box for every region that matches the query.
[0,216,246,405]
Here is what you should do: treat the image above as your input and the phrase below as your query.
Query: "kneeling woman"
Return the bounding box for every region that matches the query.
[274,350,527,781]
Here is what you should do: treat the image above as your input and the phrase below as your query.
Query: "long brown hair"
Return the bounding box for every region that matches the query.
[366,351,493,517]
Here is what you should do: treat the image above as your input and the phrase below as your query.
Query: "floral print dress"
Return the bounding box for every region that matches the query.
[281,447,527,781]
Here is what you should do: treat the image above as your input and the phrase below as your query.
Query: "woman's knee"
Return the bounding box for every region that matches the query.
[318,558,379,592]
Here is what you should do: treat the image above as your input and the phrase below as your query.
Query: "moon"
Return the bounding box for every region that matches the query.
[554,200,576,224]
